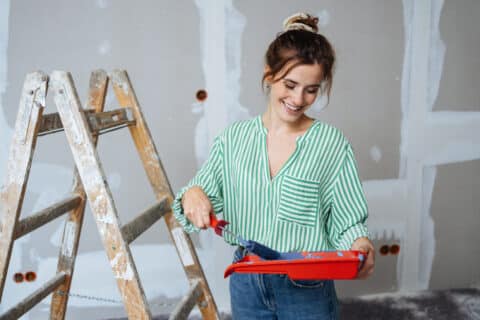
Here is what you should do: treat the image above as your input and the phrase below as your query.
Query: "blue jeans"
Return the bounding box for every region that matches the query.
[229,247,339,320]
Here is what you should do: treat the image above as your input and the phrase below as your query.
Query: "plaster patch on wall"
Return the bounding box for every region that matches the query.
[426,0,445,110]
[50,222,64,246]
[418,166,436,289]
[171,228,194,267]
[399,0,414,179]
[370,145,382,163]
[224,1,250,124]
[62,221,77,257]
[363,179,408,241]
[98,40,111,56]
[95,0,109,9]
[193,0,251,166]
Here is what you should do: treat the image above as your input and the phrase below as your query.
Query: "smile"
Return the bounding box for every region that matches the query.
[283,101,302,112]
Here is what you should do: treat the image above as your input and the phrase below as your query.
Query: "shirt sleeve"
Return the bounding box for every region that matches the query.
[171,135,224,233]
[327,143,369,250]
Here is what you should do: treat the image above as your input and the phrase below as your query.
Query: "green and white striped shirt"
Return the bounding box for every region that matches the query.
[172,116,369,251]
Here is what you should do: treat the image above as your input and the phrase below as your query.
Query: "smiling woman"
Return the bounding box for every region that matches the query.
[173,12,375,320]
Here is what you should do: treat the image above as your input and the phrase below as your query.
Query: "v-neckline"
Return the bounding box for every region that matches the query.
[258,116,317,182]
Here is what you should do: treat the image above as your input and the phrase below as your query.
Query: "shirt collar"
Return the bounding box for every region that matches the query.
[255,115,319,144]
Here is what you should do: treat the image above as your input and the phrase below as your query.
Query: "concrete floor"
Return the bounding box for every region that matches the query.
[108,287,480,320]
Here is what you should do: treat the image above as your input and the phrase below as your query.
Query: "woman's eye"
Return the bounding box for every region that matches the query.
[307,89,319,94]
[285,84,295,90]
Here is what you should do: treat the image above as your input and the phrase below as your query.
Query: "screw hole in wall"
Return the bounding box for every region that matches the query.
[196,89,208,102]
[25,271,37,282]
[379,244,400,256]
[13,273,24,283]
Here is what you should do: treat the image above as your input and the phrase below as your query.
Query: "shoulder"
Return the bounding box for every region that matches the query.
[309,121,350,149]
[218,117,259,142]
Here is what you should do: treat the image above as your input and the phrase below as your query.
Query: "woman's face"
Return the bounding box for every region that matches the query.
[267,63,323,124]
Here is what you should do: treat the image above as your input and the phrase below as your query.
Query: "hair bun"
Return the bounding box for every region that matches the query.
[283,12,319,33]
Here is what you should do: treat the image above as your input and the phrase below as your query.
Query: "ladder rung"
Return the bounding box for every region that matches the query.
[121,196,169,244]
[168,279,202,320]
[38,108,135,136]
[0,272,67,320]
[85,108,135,134]
[14,194,82,239]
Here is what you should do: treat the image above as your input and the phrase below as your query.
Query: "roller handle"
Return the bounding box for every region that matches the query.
[209,213,229,236]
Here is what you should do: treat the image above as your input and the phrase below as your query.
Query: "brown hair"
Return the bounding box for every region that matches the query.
[262,13,336,98]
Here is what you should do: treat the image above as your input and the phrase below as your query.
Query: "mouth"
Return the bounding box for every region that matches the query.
[282,101,303,114]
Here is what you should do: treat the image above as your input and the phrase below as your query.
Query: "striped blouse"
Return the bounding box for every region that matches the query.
[172,116,369,251]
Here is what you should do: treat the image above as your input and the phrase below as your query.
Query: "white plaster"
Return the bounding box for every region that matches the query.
[95,0,109,9]
[97,213,115,225]
[50,221,64,247]
[92,194,107,215]
[316,9,331,27]
[171,228,194,267]
[29,247,40,264]
[62,221,77,257]
[369,145,382,163]
[193,0,250,166]
[191,101,203,115]
[418,166,436,289]
[116,262,134,281]
[363,179,408,240]
[97,40,111,56]
[399,0,434,290]
[426,0,445,110]
[110,252,122,268]
[399,0,414,179]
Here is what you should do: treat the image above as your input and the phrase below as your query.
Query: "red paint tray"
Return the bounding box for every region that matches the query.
[224,250,364,280]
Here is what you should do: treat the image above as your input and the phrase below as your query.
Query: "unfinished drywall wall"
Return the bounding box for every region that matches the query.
[433,0,480,112]
[0,0,479,318]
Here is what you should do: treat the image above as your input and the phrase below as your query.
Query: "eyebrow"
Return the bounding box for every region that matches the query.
[283,78,321,88]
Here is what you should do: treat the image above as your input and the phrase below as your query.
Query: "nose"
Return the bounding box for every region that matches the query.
[292,89,306,106]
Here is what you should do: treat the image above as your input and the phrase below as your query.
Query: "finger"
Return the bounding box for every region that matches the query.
[200,212,210,229]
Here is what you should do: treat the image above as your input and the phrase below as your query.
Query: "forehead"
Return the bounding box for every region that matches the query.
[281,62,323,84]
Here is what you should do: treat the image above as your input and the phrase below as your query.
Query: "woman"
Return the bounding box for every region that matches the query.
[173,12,375,319]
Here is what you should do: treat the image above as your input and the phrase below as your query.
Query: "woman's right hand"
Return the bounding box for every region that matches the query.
[181,186,213,229]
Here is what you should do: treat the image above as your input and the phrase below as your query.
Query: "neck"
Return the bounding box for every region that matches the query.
[262,107,313,135]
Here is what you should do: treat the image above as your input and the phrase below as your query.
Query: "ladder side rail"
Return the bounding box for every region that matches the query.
[122,196,169,244]
[14,194,82,239]
[111,69,220,319]
[0,72,48,301]
[51,71,152,320]
[50,70,107,320]
[0,272,66,320]
[168,279,202,320]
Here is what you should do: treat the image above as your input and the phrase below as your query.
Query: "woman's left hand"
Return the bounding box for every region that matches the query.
[351,237,375,279]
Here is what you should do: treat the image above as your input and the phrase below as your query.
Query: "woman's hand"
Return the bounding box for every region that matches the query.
[181,186,213,229]
[351,237,375,279]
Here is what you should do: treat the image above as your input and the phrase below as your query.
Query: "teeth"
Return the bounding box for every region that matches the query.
[284,102,301,111]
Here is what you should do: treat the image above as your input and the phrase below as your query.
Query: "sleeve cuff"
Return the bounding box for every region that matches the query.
[337,224,370,250]
[171,185,200,233]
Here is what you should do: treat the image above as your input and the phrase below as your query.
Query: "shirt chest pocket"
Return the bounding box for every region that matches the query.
[277,175,320,228]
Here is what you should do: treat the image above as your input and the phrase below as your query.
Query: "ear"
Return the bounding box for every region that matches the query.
[263,65,273,85]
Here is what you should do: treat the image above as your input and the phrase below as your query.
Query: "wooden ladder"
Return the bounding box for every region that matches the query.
[0,70,219,319]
